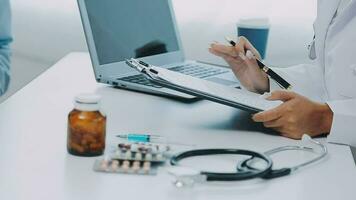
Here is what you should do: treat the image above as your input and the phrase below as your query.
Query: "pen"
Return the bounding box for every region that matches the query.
[224,37,292,90]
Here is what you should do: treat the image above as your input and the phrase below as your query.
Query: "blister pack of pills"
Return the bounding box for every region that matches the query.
[93,158,158,175]
[117,142,170,154]
[93,142,170,175]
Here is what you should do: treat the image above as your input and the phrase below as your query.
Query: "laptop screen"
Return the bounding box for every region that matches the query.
[84,0,180,65]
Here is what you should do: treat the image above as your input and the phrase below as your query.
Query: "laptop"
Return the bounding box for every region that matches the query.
[77,0,240,99]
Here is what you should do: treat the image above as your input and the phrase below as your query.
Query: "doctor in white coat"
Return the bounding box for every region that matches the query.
[209,0,356,147]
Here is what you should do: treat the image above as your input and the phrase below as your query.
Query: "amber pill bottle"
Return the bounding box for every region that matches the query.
[67,94,106,157]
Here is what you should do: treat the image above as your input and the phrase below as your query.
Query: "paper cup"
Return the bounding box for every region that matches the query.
[237,18,270,59]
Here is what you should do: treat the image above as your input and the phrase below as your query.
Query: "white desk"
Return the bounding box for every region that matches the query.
[0,52,355,200]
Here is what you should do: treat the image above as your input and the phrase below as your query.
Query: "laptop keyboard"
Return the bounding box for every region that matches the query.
[169,64,228,78]
[118,63,229,88]
[119,74,163,88]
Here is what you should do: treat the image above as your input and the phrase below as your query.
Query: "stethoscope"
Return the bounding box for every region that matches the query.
[168,135,327,188]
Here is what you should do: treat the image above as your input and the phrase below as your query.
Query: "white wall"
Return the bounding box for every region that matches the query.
[0,0,317,102]
[173,0,317,66]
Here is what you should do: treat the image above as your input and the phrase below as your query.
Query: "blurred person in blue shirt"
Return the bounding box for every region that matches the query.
[0,0,12,96]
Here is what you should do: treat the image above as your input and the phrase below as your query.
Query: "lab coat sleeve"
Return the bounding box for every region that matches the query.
[269,64,356,147]
[269,63,326,102]
[326,99,356,147]
[0,0,12,96]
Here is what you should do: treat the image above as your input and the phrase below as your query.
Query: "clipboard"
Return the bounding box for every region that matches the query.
[125,59,282,113]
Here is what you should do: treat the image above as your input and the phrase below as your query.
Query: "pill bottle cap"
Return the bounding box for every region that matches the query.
[74,94,101,111]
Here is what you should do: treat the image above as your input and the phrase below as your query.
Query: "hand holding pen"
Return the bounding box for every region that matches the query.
[209,36,291,93]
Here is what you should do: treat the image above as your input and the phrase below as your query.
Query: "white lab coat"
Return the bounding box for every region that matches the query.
[270,0,356,147]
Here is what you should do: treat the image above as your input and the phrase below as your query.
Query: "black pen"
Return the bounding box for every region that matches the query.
[224,37,292,90]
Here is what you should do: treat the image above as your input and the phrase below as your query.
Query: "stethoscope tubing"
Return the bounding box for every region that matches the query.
[170,139,327,182]
[237,139,328,179]
[170,148,273,181]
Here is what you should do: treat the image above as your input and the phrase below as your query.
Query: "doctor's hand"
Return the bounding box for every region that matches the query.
[252,91,334,139]
[209,37,269,94]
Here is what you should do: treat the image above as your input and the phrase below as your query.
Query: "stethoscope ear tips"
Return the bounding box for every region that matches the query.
[302,134,312,141]
[300,134,314,149]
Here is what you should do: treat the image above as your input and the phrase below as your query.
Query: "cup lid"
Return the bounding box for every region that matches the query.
[237,18,270,29]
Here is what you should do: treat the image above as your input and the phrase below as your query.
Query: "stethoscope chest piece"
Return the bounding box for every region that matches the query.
[168,167,207,188]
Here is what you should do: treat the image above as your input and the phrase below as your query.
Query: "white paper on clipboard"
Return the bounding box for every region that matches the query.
[150,66,282,112]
